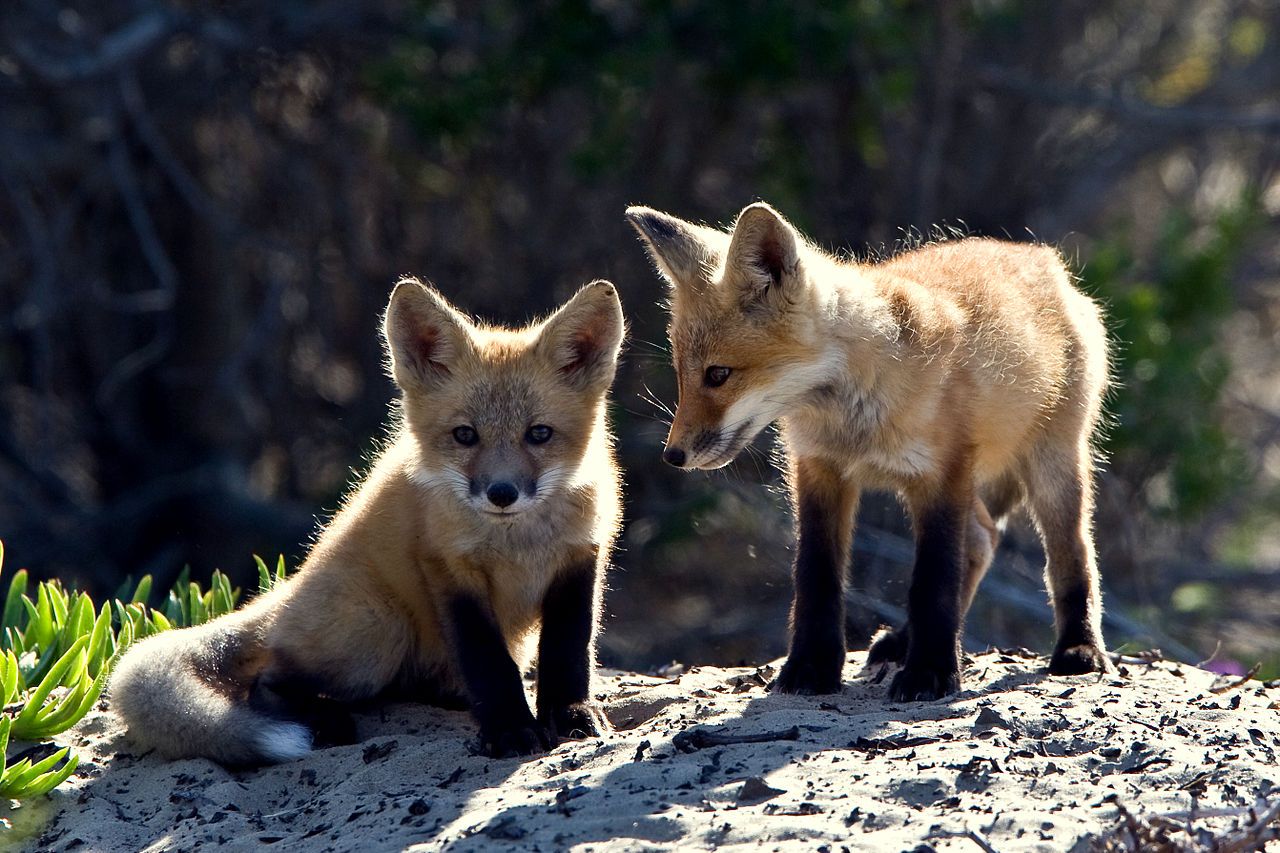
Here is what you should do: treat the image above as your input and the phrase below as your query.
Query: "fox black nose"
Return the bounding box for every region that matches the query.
[486,482,519,508]
[662,447,687,468]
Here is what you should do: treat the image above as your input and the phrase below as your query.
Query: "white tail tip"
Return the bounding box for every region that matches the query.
[256,721,313,763]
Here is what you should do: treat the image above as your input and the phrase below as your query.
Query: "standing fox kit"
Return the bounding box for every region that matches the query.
[110,279,624,763]
[628,202,1111,701]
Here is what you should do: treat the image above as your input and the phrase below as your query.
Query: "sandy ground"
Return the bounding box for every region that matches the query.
[5,649,1279,852]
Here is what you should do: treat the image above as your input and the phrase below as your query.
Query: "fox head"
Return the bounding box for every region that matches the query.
[383,278,624,517]
[627,202,842,470]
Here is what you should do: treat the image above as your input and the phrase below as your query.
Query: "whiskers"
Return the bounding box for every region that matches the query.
[408,465,471,502]
[637,382,675,423]
[533,464,575,501]
[628,337,672,363]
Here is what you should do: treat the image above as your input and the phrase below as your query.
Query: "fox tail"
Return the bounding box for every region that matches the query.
[108,604,312,765]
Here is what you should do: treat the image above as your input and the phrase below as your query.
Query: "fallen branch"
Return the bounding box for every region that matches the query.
[1090,799,1280,852]
[966,828,1001,853]
[1209,662,1262,695]
[672,725,799,753]
[1216,799,1280,853]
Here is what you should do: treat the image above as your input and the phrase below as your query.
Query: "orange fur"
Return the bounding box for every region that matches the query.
[628,201,1111,697]
[109,280,624,763]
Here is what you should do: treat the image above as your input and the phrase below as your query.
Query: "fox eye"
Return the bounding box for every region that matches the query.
[452,425,479,446]
[704,365,732,387]
[526,424,553,445]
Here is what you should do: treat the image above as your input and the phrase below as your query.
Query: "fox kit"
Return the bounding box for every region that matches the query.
[627,202,1111,701]
[110,279,624,762]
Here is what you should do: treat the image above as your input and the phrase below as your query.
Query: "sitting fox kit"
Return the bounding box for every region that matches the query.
[627,202,1112,701]
[110,279,624,763]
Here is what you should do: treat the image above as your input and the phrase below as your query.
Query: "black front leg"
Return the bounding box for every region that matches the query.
[536,555,608,740]
[773,458,859,695]
[445,595,549,757]
[889,496,967,702]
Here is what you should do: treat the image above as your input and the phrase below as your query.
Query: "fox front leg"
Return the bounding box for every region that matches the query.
[445,595,550,758]
[536,555,608,740]
[773,458,860,695]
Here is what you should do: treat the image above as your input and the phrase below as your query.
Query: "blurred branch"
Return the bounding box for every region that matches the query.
[852,527,1202,663]
[10,10,182,84]
[118,71,231,233]
[97,113,176,406]
[976,66,1280,132]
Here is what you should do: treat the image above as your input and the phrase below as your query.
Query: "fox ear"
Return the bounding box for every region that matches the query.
[724,202,802,306]
[383,278,473,393]
[625,206,726,290]
[537,280,625,393]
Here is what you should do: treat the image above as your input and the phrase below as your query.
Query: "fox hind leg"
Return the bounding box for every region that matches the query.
[886,483,970,702]
[866,496,994,666]
[248,660,358,750]
[868,475,1020,666]
[1024,444,1111,675]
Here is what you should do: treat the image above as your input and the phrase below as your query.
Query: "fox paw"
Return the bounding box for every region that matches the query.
[542,702,608,740]
[887,663,960,702]
[1049,642,1113,676]
[866,627,909,665]
[479,720,551,758]
[772,655,843,696]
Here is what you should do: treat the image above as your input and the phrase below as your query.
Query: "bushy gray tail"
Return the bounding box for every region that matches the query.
[108,607,312,765]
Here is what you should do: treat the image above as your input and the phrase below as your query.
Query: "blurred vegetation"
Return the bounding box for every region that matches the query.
[0,1,1278,682]
[1081,196,1260,519]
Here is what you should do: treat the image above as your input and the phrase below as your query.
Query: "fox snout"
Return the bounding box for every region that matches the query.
[471,471,538,515]
[663,426,740,470]
[484,481,520,508]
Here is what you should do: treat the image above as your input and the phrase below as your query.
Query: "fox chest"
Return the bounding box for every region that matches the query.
[466,510,598,636]
[784,386,938,487]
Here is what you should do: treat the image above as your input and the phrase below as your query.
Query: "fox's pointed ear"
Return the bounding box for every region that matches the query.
[383,278,473,393]
[537,280,625,393]
[625,206,726,289]
[724,202,802,306]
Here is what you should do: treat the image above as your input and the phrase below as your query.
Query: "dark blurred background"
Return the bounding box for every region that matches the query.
[2,1,1278,677]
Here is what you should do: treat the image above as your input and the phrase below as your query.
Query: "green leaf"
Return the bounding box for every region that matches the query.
[47,581,68,628]
[254,555,270,593]
[2,565,27,634]
[131,575,153,605]
[5,626,26,657]
[23,590,54,653]
[13,636,89,732]
[65,664,112,727]
[12,751,79,798]
[23,669,100,739]
[163,591,184,627]
[66,593,93,642]
[86,603,113,675]
[35,583,55,645]
[188,582,207,626]
[0,649,19,704]
[1,747,79,798]
[150,610,172,632]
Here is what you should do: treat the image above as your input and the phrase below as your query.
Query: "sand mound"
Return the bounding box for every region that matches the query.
[8,650,1279,851]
